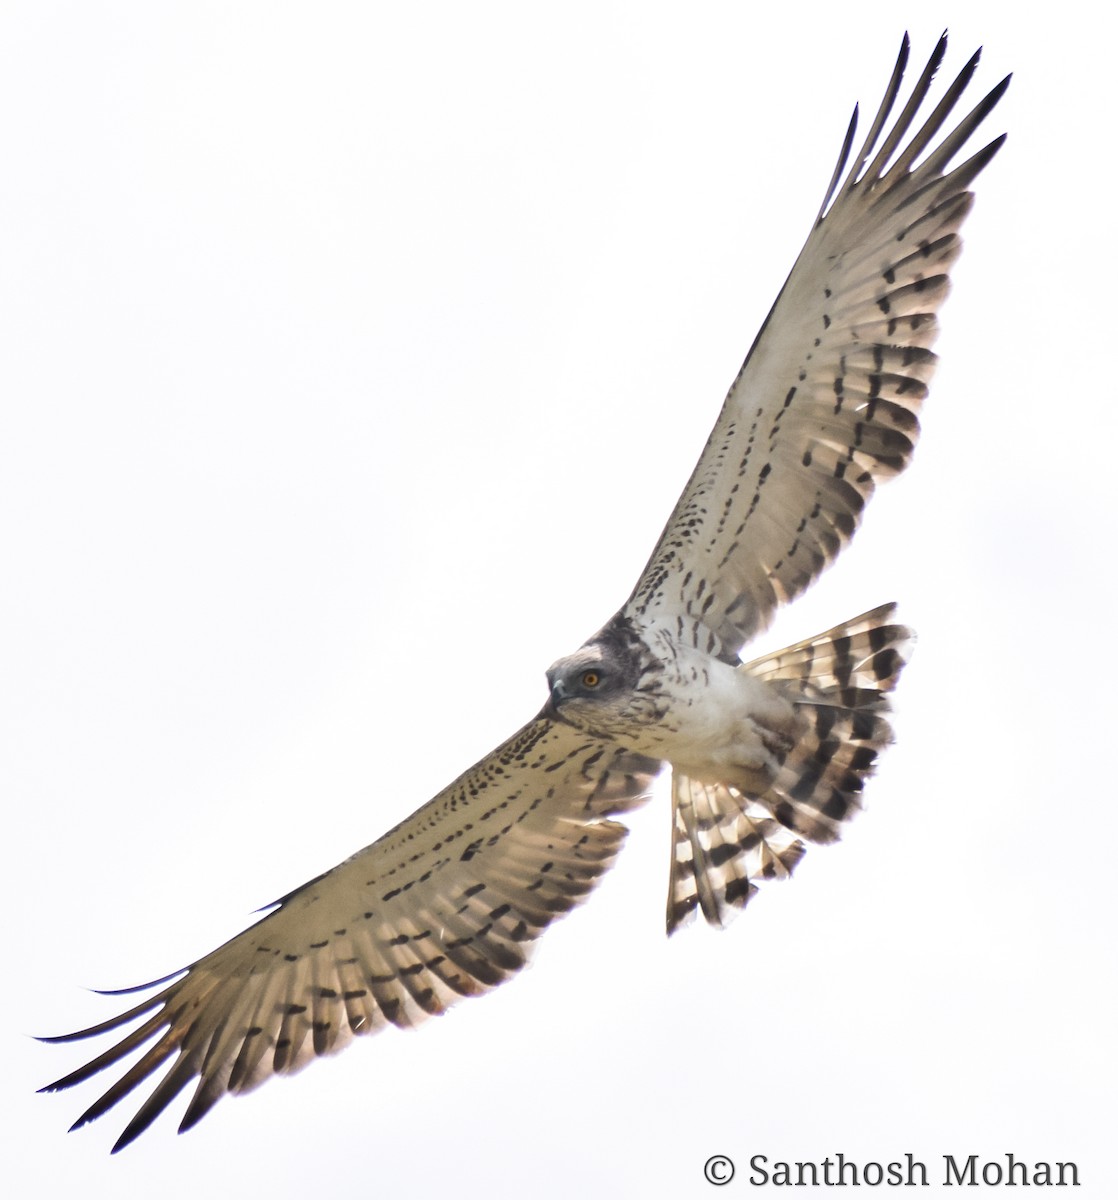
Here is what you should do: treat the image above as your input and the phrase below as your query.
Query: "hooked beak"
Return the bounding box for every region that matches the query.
[543,676,570,720]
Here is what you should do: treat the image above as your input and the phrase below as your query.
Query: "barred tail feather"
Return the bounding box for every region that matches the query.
[666,776,806,933]
[665,603,913,934]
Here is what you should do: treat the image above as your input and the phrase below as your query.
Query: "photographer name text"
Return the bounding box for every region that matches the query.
[703,1153,1080,1187]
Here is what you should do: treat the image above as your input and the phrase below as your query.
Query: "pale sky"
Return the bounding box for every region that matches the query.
[2,2,1115,1196]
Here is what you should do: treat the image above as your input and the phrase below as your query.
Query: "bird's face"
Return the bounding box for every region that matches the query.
[544,635,643,735]
[546,647,620,705]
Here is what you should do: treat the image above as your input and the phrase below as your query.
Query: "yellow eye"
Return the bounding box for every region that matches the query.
[581,671,600,688]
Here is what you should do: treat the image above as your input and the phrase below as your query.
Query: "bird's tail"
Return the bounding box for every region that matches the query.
[665,603,914,934]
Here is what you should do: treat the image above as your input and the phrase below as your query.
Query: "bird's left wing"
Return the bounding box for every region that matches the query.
[41,718,658,1151]
[625,35,1008,655]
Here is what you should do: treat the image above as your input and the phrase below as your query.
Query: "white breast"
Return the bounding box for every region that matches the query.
[631,620,802,793]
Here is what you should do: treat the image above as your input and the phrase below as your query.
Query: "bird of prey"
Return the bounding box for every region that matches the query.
[42,33,1008,1151]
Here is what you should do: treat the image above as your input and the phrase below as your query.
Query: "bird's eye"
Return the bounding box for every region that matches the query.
[581,670,601,689]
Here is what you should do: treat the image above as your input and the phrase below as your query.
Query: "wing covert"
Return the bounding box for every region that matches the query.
[625,34,1008,654]
[40,718,658,1151]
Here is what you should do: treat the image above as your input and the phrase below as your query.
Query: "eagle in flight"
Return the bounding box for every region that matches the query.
[43,34,1008,1150]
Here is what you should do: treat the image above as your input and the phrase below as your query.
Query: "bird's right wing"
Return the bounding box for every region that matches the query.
[625,34,1008,656]
[41,718,659,1151]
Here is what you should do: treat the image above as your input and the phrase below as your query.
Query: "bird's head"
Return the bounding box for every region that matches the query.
[543,626,643,733]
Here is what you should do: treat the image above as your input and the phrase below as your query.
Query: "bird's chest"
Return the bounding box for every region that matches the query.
[648,640,765,745]
[621,622,799,790]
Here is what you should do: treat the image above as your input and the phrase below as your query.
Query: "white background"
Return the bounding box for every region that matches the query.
[3,1,1115,1195]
